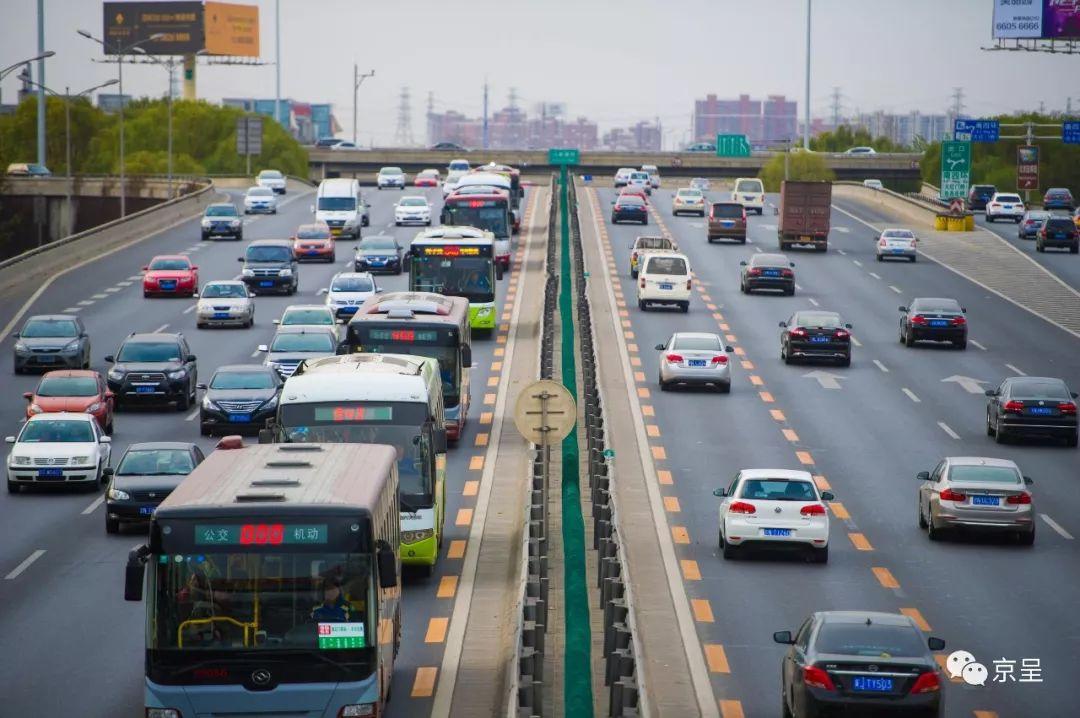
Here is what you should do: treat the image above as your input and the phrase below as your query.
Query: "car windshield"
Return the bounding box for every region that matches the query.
[318,197,356,211]
[883,230,915,238]
[117,449,194,476]
[332,276,374,293]
[739,478,816,501]
[21,319,77,338]
[36,376,98,397]
[1046,189,1070,196]
[117,342,181,362]
[247,187,273,197]
[205,205,237,217]
[149,258,190,271]
[1008,379,1070,400]
[752,254,788,267]
[736,180,762,192]
[645,256,687,275]
[420,171,438,178]
[400,197,427,207]
[297,227,332,239]
[210,371,275,390]
[912,299,961,313]
[360,238,397,251]
[973,186,995,193]
[618,197,645,206]
[677,190,702,198]
[282,309,333,326]
[814,622,926,658]
[20,419,94,443]
[271,334,335,352]
[258,170,283,179]
[795,312,842,328]
[630,173,649,180]
[381,167,403,175]
[246,246,292,262]
[949,465,1021,484]
[1025,212,1050,221]
[637,238,670,249]
[201,283,246,299]
[672,336,721,351]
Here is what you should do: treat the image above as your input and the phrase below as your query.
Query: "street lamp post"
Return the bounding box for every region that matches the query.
[803,0,812,150]
[77,29,164,217]
[0,51,55,104]
[352,65,375,145]
[136,52,183,199]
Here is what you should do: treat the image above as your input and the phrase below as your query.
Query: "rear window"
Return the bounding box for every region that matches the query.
[794,312,842,328]
[206,205,238,216]
[1008,379,1070,400]
[246,245,292,262]
[636,237,670,249]
[948,465,1020,484]
[711,203,743,218]
[1045,218,1075,232]
[736,180,762,193]
[814,623,926,658]
[645,256,687,275]
[282,309,333,326]
[882,229,915,238]
[996,195,1022,203]
[751,254,788,267]
[382,167,403,174]
[149,258,190,271]
[739,478,816,501]
[618,196,645,206]
[630,172,649,180]
[973,185,996,193]
[1045,188,1071,196]
[36,376,98,397]
[672,335,721,351]
[332,276,374,292]
[911,298,961,313]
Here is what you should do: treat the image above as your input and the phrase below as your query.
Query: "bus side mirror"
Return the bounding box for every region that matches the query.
[433,428,448,454]
[377,544,398,589]
[461,344,472,367]
[124,545,150,601]
[258,426,276,444]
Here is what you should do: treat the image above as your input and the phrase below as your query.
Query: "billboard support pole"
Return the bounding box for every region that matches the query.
[274,0,281,128]
[1024,122,1033,203]
[36,0,46,168]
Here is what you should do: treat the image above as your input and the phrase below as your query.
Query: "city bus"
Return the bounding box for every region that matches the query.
[465,163,523,230]
[442,185,513,271]
[408,227,499,330]
[347,291,473,441]
[271,353,448,574]
[123,441,401,718]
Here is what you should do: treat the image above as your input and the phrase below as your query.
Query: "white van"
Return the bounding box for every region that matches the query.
[732,177,765,215]
[638,252,692,312]
[641,164,661,189]
[314,178,367,239]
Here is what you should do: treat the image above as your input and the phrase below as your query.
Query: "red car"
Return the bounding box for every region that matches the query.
[23,369,114,433]
[292,223,336,262]
[619,186,649,204]
[143,255,198,297]
[414,169,440,187]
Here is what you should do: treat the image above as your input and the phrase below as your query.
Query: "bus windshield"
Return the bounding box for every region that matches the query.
[348,328,459,403]
[411,255,495,305]
[443,202,509,238]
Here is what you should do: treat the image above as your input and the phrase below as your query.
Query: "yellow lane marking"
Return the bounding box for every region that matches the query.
[425,617,449,643]
[496,334,507,344]
[829,501,851,519]
[712,312,724,321]
[672,526,690,544]
[630,356,642,367]
[700,294,712,302]
[484,393,497,405]
[494,347,504,357]
[848,532,873,551]
[759,391,774,403]
[499,323,509,332]
[487,376,499,387]
[479,412,493,425]
[796,451,814,465]
[719,699,745,718]
[463,480,479,497]
[663,496,681,513]
[646,424,661,437]
[705,644,731,673]
[691,599,715,623]
[680,559,701,580]
[719,323,730,331]
[901,607,931,631]
[627,342,638,353]
[657,469,673,485]
[733,347,746,356]
[618,309,629,317]
[749,375,764,386]
[447,540,466,559]
[490,361,502,372]
[725,334,737,342]
[456,508,473,526]
[651,446,667,460]
[624,330,635,339]
[974,711,999,717]
[633,371,646,382]
[638,387,650,398]
[706,303,718,311]
[437,576,459,599]
[741,360,754,370]
[469,456,485,471]
[770,409,786,421]
[872,567,899,589]
[813,474,830,490]
[622,319,633,328]
[783,429,800,442]
[411,667,438,697]
[641,404,654,417]
[475,433,489,447]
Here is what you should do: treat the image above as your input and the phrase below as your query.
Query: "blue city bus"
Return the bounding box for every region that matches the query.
[124,441,401,718]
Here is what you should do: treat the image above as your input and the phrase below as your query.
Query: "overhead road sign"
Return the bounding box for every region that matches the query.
[954,119,1000,142]
[716,134,751,158]
[939,140,971,201]
[993,0,1080,40]
[1064,121,1080,144]
[548,148,580,166]
[204,1,260,57]
[104,1,204,55]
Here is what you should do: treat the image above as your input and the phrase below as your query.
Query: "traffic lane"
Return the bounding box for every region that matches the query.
[648,190,1079,715]
[974,211,1080,290]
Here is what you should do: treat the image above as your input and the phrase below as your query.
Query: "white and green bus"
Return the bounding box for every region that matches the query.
[407,227,499,331]
[269,353,448,574]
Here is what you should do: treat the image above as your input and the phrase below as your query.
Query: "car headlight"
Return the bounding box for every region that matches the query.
[108,368,125,381]
[402,529,435,544]
[73,456,91,465]
[86,402,102,413]
[202,396,217,410]
[14,342,29,354]
[338,704,375,717]
[167,369,187,380]
[11,455,30,466]
[201,219,211,227]
[230,219,241,227]
[107,486,131,500]
[242,268,255,277]
[261,394,279,410]
[62,340,81,353]
[476,306,493,317]
[146,709,181,718]
[279,268,293,277]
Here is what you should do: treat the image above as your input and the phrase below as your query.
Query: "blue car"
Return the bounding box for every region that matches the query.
[1042,187,1075,211]
[1018,210,1051,239]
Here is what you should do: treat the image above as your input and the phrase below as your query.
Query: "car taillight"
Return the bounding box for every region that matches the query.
[910,671,941,695]
[1006,492,1032,505]
[728,501,756,514]
[951,316,966,326]
[800,504,826,516]
[1058,402,1077,415]
[640,278,645,289]
[802,665,835,691]
[1003,400,1025,414]
[939,488,966,502]
[835,329,850,340]
[686,278,692,290]
[910,315,927,325]
[879,239,887,247]
[990,203,1000,209]
[781,269,794,278]
[665,354,684,363]
[741,210,747,221]
[711,355,728,365]
[790,328,808,338]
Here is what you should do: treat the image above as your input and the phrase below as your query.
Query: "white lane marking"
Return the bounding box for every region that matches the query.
[808,297,819,307]
[853,259,863,267]
[834,226,850,233]
[104,287,122,293]
[902,388,921,403]
[91,293,108,300]
[753,246,762,253]
[794,283,803,291]
[127,275,143,281]
[937,421,960,440]
[61,306,81,313]
[81,495,105,515]
[152,323,169,333]
[116,281,133,287]
[850,335,862,347]
[969,339,987,351]
[1040,514,1074,540]
[185,408,200,421]
[837,248,847,255]
[873,359,889,373]
[869,272,882,280]
[183,304,197,314]
[889,285,902,294]
[5,549,46,580]
[1005,363,1027,376]
[77,300,95,306]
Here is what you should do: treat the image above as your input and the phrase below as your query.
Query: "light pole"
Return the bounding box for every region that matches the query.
[803,0,812,150]
[76,29,164,218]
[0,51,55,104]
[136,52,187,199]
[353,65,374,145]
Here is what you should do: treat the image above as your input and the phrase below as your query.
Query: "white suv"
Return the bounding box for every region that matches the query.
[6,412,112,492]
[985,193,1025,223]
[376,167,406,190]
[614,168,635,188]
[732,177,765,215]
[637,252,691,312]
[628,171,652,195]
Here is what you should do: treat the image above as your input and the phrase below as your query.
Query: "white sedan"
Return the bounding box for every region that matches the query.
[875,228,918,262]
[377,166,406,189]
[196,280,255,328]
[672,188,706,217]
[714,469,834,562]
[6,412,112,492]
[395,196,432,226]
[985,193,1025,223]
[243,186,278,214]
[319,271,380,320]
[256,169,286,194]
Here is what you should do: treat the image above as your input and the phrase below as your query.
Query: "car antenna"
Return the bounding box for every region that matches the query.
[865,618,872,625]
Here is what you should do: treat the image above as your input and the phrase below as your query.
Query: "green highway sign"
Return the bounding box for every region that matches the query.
[548,148,580,165]
[939,140,971,201]
[716,134,751,158]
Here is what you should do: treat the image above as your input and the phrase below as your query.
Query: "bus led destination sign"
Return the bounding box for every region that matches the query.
[195,524,328,545]
[420,246,480,257]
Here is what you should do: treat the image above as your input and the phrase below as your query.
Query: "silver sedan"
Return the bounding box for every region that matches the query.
[917,456,1035,544]
[656,332,733,393]
[195,281,255,329]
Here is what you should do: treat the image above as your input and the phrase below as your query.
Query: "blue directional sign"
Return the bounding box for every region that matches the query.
[953,119,999,143]
[1064,122,1080,145]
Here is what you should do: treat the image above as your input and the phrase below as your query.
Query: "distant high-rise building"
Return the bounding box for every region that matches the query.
[426,103,599,150]
[849,110,950,147]
[693,93,798,145]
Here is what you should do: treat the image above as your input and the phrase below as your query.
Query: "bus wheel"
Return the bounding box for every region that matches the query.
[496,265,504,280]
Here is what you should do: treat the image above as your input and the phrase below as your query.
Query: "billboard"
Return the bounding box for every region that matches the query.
[204,1,260,57]
[1017,145,1039,190]
[104,1,204,54]
[993,0,1080,39]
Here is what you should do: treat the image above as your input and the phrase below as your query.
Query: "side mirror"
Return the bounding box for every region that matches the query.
[916,471,930,481]
[740,261,748,266]
[141,266,148,271]
[778,321,787,328]
[309,204,315,214]
[258,427,275,444]
[257,345,269,353]
[433,428,448,454]
[124,545,150,602]
[461,345,473,367]
[272,319,281,325]
[22,392,32,400]
[100,435,112,444]
[102,467,114,478]
[821,491,835,501]
[927,637,946,652]
[655,343,666,351]
[377,543,398,589]
[104,355,115,363]
[985,389,998,397]
[789,262,795,267]
[191,266,199,271]
[712,488,726,497]
[961,307,967,313]
[844,323,853,330]
[196,383,207,391]
[773,631,795,645]
[1023,476,1034,485]
[898,306,908,312]
[187,355,197,362]
[1071,392,1079,399]
[4,436,15,444]
[317,288,328,295]
[237,257,245,262]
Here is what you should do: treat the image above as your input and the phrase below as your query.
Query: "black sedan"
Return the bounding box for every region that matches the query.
[12,314,91,373]
[899,298,967,349]
[198,364,282,436]
[354,235,404,274]
[104,442,205,533]
[611,195,649,225]
[775,611,946,718]
[986,376,1078,447]
[780,311,852,366]
[740,253,795,295]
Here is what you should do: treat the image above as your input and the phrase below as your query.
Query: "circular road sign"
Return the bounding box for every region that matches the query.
[512,379,577,446]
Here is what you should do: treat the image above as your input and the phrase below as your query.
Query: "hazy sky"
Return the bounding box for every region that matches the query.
[0,0,1074,146]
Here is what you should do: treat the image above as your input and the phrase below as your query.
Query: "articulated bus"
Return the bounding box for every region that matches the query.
[442,185,513,270]
[271,354,448,574]
[347,291,473,441]
[408,227,499,330]
[124,441,401,718]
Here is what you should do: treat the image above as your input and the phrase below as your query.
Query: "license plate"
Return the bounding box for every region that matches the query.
[139,506,156,516]
[929,320,948,327]
[213,313,230,319]
[852,676,893,692]
[135,386,156,394]
[688,359,706,367]
[306,250,321,255]
[799,235,811,241]
[810,336,829,343]
[659,283,674,290]
[228,413,252,423]
[891,248,905,253]
[160,281,176,289]
[764,270,780,277]
[259,280,274,287]
[1028,406,1052,415]
[330,228,342,235]
[1054,233,1066,240]
[721,220,735,227]
[38,355,56,363]
[762,528,792,537]
[37,468,63,478]
[972,495,1000,506]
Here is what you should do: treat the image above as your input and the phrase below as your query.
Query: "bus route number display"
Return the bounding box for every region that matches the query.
[318,622,366,649]
[368,329,439,343]
[195,524,329,545]
[420,245,480,257]
[314,406,394,422]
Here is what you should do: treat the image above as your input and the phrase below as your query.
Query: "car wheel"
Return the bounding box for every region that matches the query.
[330,254,336,263]
[986,411,995,436]
[1071,244,1079,254]
[1036,241,1044,253]
[176,390,190,411]
[810,545,829,564]
[781,692,794,718]
[681,302,689,313]
[721,535,739,560]
[994,419,1009,444]
[782,343,793,365]
[918,498,928,528]
[904,329,915,347]
[707,236,715,244]
[876,253,883,262]
[1067,431,1078,448]
[7,480,19,494]
[200,423,212,437]
[717,382,731,394]
[839,354,851,367]
[785,286,795,296]
[105,516,120,534]
[638,299,647,311]
[986,215,994,223]
[927,514,945,541]
[658,373,670,391]
[1017,527,1035,546]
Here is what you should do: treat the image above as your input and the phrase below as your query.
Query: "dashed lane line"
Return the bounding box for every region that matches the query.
[185,408,200,422]
[718,700,745,718]
[970,339,987,351]
[411,667,438,698]
[848,533,874,551]
[900,607,931,632]
[425,617,449,643]
[937,421,960,440]
[704,644,731,673]
[77,300,95,306]
[889,285,902,294]
[872,567,900,590]
[81,496,105,515]
[869,272,882,280]
[902,388,921,403]
[849,335,862,347]
[853,259,863,267]
[152,323,169,333]
[183,304,197,314]
[1040,514,1074,540]
[873,360,889,373]
[5,550,46,580]
[103,287,122,293]
[91,293,108,300]
[1005,363,1026,376]
[808,297,819,306]
[61,307,81,313]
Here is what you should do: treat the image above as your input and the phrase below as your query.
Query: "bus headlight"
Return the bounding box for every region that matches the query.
[338,704,375,717]
[146,710,182,718]
[475,306,493,318]
[402,529,434,544]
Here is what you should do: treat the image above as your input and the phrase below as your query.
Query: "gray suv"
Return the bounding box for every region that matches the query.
[13,315,91,373]
[239,240,299,295]
[105,333,198,410]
